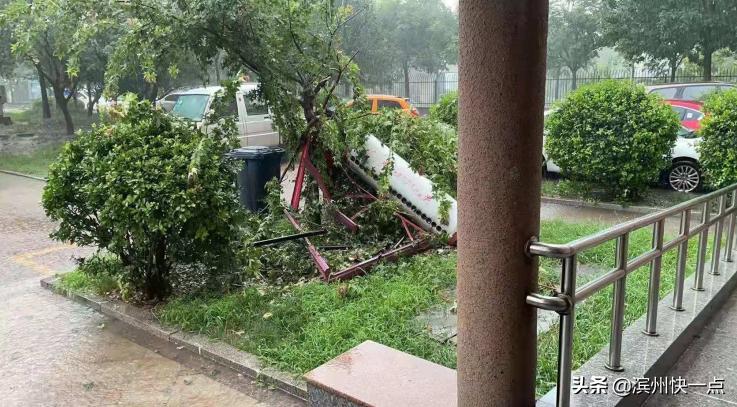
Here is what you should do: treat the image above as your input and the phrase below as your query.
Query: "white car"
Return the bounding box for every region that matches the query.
[542,118,702,193]
[158,91,184,112]
[169,83,280,147]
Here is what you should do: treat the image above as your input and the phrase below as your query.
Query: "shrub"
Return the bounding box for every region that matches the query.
[545,80,679,201]
[42,98,243,300]
[429,91,458,129]
[697,89,737,189]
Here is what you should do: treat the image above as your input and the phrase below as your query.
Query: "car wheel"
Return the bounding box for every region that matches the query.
[668,161,702,193]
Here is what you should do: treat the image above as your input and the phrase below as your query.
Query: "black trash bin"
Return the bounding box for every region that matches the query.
[228,146,285,212]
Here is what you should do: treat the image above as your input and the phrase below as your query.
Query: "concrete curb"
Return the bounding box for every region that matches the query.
[40,275,308,400]
[541,196,660,215]
[0,169,47,182]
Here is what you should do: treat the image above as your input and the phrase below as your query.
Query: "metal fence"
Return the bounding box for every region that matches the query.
[526,183,737,407]
[362,68,737,111]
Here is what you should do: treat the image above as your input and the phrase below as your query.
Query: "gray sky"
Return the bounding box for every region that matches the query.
[442,0,458,12]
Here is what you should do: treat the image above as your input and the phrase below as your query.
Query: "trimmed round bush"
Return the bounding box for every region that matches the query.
[43,98,243,300]
[545,80,679,200]
[429,91,458,129]
[697,89,737,189]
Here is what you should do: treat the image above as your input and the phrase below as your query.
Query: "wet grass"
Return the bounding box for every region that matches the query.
[58,268,118,296]
[58,218,718,398]
[5,99,98,130]
[0,144,63,177]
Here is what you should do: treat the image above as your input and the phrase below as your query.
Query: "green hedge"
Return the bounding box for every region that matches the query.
[697,89,737,189]
[545,80,679,201]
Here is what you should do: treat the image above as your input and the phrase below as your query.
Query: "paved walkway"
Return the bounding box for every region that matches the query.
[644,288,737,406]
[0,173,302,406]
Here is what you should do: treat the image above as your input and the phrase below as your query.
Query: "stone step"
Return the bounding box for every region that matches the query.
[304,340,457,407]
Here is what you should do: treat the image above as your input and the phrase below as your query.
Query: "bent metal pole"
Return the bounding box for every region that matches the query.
[457,1,549,406]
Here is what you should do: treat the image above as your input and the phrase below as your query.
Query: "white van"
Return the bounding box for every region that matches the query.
[169,83,280,147]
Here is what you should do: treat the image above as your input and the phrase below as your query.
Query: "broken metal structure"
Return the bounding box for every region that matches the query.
[286,135,458,281]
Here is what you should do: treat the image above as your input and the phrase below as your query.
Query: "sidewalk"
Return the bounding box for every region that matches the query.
[0,173,302,406]
[644,288,737,406]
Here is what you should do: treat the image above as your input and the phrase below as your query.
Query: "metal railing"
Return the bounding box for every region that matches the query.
[527,183,737,407]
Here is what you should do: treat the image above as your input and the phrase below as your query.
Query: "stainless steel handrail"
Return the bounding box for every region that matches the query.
[527,183,737,407]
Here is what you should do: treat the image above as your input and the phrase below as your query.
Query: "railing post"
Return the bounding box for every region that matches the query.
[671,209,691,311]
[605,233,628,372]
[693,201,710,291]
[643,220,665,336]
[557,255,577,407]
[710,195,726,275]
[727,210,736,262]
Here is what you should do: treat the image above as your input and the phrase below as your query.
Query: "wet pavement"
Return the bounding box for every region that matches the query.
[540,202,644,225]
[643,288,737,406]
[0,173,303,406]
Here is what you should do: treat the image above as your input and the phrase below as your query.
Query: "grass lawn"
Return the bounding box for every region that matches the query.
[6,99,98,130]
[0,144,63,177]
[59,218,715,397]
[542,178,701,209]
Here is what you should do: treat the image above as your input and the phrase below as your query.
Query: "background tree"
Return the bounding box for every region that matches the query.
[548,0,603,89]
[77,31,118,115]
[375,0,457,96]
[340,0,395,84]
[603,0,695,82]
[689,0,737,81]
[603,0,737,81]
[1,0,113,133]
[0,0,15,79]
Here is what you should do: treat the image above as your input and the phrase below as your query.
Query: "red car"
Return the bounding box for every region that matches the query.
[665,99,704,131]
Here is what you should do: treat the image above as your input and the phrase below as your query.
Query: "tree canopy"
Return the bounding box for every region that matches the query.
[603,0,737,81]
[547,0,603,88]
[0,0,115,133]
[111,0,364,153]
[341,0,457,89]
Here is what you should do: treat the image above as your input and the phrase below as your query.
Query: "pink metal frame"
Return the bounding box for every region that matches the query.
[285,143,435,281]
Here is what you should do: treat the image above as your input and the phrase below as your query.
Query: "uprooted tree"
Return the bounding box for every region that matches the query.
[110,0,365,156]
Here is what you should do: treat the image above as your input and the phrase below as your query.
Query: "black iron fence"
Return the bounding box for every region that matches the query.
[357,68,737,113]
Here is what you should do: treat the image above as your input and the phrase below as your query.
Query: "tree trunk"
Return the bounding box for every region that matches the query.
[148,82,159,102]
[36,66,52,119]
[703,48,713,81]
[86,83,94,116]
[145,237,170,301]
[52,86,74,135]
[571,67,578,90]
[670,59,678,83]
[403,61,410,99]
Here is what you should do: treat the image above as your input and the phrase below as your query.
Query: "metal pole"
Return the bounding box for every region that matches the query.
[671,209,690,311]
[710,195,726,275]
[643,220,664,336]
[557,256,577,407]
[693,202,710,291]
[456,2,549,406]
[727,212,736,262]
[606,234,628,372]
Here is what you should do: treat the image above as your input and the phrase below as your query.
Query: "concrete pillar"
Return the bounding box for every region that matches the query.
[457,1,548,406]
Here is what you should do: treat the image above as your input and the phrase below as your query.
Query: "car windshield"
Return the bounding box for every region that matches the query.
[678,127,697,139]
[171,94,210,121]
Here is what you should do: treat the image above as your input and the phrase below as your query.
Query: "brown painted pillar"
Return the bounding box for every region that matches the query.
[457,1,548,406]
